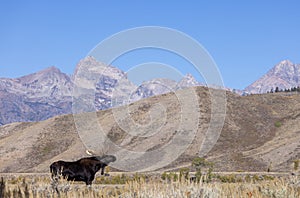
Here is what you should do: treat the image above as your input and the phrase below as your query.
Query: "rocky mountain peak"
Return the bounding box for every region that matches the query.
[19,66,65,82]
[43,66,61,73]
[0,64,73,101]
[76,56,99,68]
[275,59,294,67]
[245,60,300,94]
[271,60,297,75]
[176,73,201,89]
[74,56,109,75]
[0,65,73,125]
[72,56,136,110]
[74,56,125,84]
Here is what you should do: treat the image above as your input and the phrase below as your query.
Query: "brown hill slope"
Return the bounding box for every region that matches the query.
[0,86,299,173]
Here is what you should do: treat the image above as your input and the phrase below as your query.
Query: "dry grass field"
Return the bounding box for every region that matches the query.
[0,172,299,198]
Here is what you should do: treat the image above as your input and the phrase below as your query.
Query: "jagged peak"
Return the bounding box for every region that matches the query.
[245,59,300,94]
[40,66,62,73]
[17,66,67,83]
[77,56,113,68]
[278,59,293,66]
[74,56,115,75]
[280,59,293,65]
[14,66,60,78]
[178,73,199,84]
[78,56,98,64]
[32,66,65,77]
[182,73,196,80]
[176,73,201,89]
[271,59,297,74]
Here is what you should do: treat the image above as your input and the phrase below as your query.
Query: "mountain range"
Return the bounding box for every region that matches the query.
[0,57,299,126]
[0,56,204,125]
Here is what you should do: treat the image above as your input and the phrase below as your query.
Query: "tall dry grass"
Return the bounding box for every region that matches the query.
[0,174,299,198]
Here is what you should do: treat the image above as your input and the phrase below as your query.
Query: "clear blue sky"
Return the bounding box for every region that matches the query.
[0,0,300,89]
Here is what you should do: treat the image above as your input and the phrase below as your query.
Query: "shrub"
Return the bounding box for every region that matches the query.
[192,157,214,183]
[168,172,178,182]
[207,167,213,182]
[293,159,299,171]
[262,175,274,180]
[252,174,261,182]
[161,172,167,181]
[274,121,282,127]
[179,168,189,181]
[245,174,251,182]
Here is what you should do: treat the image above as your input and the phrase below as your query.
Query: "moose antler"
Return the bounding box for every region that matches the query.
[86,149,95,156]
[86,146,109,156]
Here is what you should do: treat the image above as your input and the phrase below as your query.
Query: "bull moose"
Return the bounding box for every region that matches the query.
[50,155,116,185]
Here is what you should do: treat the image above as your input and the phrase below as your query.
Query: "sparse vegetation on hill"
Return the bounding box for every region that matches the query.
[0,86,300,173]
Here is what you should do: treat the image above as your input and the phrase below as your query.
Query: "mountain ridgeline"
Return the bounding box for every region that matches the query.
[1,58,299,126]
[0,56,202,125]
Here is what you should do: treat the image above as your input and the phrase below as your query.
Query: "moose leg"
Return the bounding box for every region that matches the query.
[85,174,95,186]
[85,179,92,186]
[101,164,107,175]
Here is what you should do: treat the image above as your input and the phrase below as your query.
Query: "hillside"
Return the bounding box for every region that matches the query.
[0,86,300,173]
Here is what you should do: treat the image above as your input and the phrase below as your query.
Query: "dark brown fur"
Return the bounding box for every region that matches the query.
[50,155,116,185]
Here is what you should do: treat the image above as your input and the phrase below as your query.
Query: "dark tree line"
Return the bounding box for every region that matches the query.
[267,86,300,93]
